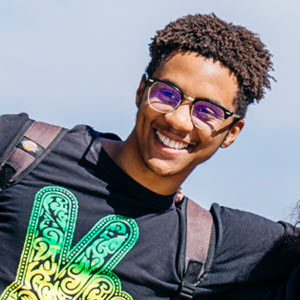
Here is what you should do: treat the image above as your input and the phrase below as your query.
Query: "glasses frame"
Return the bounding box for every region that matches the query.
[145,74,241,124]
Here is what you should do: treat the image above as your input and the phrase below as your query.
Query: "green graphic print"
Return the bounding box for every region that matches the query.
[0,186,139,300]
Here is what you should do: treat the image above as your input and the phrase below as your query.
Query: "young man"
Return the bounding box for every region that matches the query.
[0,14,299,299]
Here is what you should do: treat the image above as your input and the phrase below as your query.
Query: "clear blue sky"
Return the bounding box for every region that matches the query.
[1,0,299,221]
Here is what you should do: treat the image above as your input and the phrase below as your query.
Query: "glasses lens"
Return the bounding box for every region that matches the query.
[192,101,224,130]
[148,81,181,113]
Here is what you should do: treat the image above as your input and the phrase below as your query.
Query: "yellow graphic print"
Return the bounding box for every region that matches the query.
[0,186,139,300]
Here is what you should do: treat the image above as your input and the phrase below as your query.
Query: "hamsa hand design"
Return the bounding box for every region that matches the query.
[0,186,139,300]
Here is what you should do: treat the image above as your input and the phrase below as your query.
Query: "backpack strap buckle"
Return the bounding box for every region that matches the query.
[174,261,203,299]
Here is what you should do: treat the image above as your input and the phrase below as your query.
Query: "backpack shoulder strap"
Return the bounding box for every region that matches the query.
[0,120,67,190]
[185,198,214,273]
[174,197,216,300]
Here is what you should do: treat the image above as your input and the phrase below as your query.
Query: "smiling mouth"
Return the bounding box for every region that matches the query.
[155,130,189,150]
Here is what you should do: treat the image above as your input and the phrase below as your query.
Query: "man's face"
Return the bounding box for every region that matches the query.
[132,52,244,179]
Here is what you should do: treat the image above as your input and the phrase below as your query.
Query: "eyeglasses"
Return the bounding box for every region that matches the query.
[145,74,241,132]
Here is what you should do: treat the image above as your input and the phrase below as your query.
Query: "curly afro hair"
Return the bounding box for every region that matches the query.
[146,13,274,118]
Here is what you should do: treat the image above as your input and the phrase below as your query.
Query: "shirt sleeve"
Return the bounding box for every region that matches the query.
[200,203,300,288]
[0,113,30,157]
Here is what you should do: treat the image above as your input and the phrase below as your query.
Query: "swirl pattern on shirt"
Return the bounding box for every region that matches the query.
[0,186,139,300]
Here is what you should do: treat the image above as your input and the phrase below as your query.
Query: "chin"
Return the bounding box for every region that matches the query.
[144,158,191,178]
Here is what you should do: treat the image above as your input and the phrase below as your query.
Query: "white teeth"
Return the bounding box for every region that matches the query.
[156,130,188,150]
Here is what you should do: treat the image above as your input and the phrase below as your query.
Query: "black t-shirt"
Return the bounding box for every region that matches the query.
[0,113,299,299]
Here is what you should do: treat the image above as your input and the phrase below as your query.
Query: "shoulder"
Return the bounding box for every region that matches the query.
[0,112,118,153]
[0,113,98,161]
[210,203,294,257]
[0,112,30,133]
[210,203,289,241]
[0,113,30,156]
[208,203,299,282]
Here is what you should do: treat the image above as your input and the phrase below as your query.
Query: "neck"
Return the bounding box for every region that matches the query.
[100,132,186,195]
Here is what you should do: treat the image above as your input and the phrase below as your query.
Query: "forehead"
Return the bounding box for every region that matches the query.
[153,52,238,109]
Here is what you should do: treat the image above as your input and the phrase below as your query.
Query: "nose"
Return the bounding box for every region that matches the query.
[164,103,194,133]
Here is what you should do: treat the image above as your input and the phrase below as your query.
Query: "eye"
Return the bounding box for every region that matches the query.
[159,89,176,101]
[151,82,181,106]
[191,101,225,131]
[199,106,217,118]
[193,103,223,119]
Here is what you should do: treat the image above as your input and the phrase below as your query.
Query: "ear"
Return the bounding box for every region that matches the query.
[136,74,147,108]
[221,119,245,148]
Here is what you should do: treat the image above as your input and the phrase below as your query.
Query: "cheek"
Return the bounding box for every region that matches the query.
[136,100,162,129]
[135,104,156,144]
[194,130,228,157]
